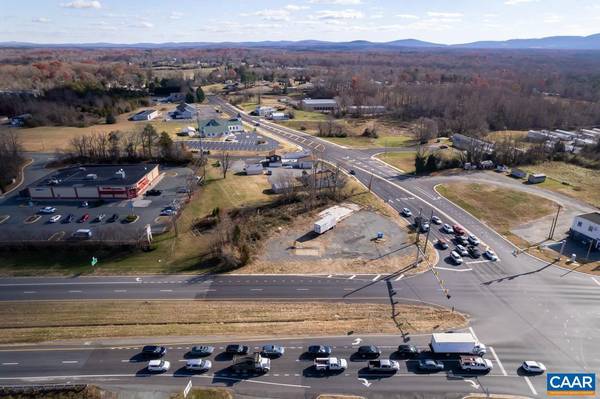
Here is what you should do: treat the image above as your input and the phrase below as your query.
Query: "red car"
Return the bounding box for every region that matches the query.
[453,224,465,236]
[79,213,90,223]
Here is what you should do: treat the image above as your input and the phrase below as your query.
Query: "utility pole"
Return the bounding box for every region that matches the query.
[368,173,373,192]
[548,204,562,240]
[585,240,594,262]
[422,210,434,257]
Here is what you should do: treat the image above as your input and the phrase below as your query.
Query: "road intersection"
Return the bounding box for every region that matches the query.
[0,97,598,398]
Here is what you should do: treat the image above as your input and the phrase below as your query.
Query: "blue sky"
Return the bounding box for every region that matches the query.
[1,0,600,44]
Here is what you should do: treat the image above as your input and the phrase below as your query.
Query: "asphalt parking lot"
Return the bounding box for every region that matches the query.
[0,166,194,243]
[186,132,279,152]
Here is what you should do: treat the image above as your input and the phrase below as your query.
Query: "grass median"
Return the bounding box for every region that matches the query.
[0,301,467,344]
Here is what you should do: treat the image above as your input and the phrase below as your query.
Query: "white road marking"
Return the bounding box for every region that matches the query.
[372,274,381,282]
[23,291,36,294]
[1,362,18,365]
[61,361,78,364]
[591,277,600,287]
[296,288,309,291]
[466,260,492,265]
[113,290,127,293]
[468,327,480,342]
[68,290,82,293]
[524,376,538,396]
[159,290,173,292]
[250,289,263,291]
[349,275,356,280]
[434,267,473,272]
[489,346,507,376]
[394,274,405,281]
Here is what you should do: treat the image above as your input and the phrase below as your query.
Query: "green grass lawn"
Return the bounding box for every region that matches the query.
[376,151,417,173]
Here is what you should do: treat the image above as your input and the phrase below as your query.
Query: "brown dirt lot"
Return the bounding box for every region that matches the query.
[0,301,468,344]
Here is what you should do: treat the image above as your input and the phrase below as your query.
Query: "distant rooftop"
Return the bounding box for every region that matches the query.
[32,164,158,188]
[579,212,600,225]
[301,98,338,105]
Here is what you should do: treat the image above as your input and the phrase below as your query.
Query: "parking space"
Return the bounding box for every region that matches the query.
[0,166,194,243]
[186,132,279,152]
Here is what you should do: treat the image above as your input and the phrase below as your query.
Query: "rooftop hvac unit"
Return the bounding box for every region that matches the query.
[85,174,98,180]
[115,169,126,179]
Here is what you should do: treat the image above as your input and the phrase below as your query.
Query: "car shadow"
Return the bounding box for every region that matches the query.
[129,353,149,363]
[214,352,234,362]
[298,352,315,361]
[302,365,345,378]
[135,367,166,377]
[357,367,396,380]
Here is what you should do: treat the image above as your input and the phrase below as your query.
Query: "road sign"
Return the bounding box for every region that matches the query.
[183,380,192,398]
[91,257,98,267]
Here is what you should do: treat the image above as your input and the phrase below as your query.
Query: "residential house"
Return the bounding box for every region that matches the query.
[255,106,276,117]
[300,98,338,113]
[527,173,547,184]
[177,126,197,137]
[171,103,197,120]
[268,112,288,121]
[451,133,494,154]
[167,92,185,103]
[129,109,159,121]
[244,163,263,175]
[347,105,386,116]
[570,212,600,250]
[197,118,243,138]
[263,153,282,167]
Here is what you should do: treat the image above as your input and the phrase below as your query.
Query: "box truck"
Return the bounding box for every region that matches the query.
[430,333,486,356]
[314,214,337,234]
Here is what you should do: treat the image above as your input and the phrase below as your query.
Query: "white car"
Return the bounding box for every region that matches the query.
[431,216,442,225]
[401,208,412,217]
[49,215,62,223]
[450,251,463,265]
[456,245,469,256]
[147,359,170,372]
[442,224,454,234]
[468,234,480,246]
[484,249,498,261]
[522,361,546,374]
[185,359,211,371]
[39,206,56,214]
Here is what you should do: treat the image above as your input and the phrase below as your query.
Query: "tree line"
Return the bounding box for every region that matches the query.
[0,131,25,193]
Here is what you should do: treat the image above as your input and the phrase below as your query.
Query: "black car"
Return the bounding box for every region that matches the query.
[468,246,482,258]
[106,213,119,223]
[397,344,419,357]
[63,214,74,224]
[349,170,356,175]
[357,345,381,359]
[190,345,214,357]
[141,345,166,358]
[145,189,162,196]
[307,345,332,356]
[225,344,249,355]
[455,235,469,246]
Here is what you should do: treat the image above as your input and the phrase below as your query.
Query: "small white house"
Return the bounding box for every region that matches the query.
[269,112,288,121]
[129,109,159,121]
[244,164,263,175]
[178,126,197,137]
[256,106,276,117]
[570,212,600,249]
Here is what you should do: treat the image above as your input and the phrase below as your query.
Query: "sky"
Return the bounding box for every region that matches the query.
[1,0,600,44]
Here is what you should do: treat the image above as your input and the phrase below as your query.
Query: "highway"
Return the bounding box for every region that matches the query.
[0,97,598,398]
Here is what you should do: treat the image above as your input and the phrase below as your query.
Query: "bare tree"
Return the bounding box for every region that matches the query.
[220,151,231,179]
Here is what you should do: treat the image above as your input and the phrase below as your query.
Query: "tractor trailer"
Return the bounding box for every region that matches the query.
[430,333,487,356]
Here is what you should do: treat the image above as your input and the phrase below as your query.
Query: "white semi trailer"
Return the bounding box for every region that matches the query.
[314,214,337,234]
[430,333,487,356]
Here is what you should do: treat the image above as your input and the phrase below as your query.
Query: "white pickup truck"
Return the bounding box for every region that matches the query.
[314,357,347,371]
[459,356,493,372]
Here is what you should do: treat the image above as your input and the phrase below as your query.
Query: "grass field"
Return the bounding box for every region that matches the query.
[0,165,274,276]
[376,151,416,173]
[0,300,467,344]
[437,182,556,235]
[520,162,600,208]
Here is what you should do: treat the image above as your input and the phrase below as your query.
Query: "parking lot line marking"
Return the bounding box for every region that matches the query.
[372,274,381,282]
[468,327,480,343]
[524,376,538,396]
[488,346,507,376]
[394,274,405,282]
[68,290,82,293]
[296,288,309,291]
[114,290,127,293]
[159,289,173,292]
[465,260,489,265]
[61,361,78,364]
[23,291,36,294]
[1,363,18,366]
[591,277,600,287]
[434,267,473,272]
[250,289,263,291]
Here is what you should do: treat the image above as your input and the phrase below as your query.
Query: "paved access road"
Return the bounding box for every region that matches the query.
[0,336,545,398]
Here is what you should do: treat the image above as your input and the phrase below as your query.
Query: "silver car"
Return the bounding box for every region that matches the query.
[262,344,285,357]
[186,359,212,371]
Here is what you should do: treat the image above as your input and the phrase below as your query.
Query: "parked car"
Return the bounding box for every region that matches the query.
[226,344,249,355]
[39,206,56,214]
[185,359,211,372]
[356,345,381,359]
[450,251,463,265]
[141,345,167,358]
[521,361,546,374]
[431,215,442,225]
[78,213,90,223]
[262,345,285,357]
[160,208,175,216]
[63,214,74,224]
[468,246,482,258]
[401,208,412,217]
[397,344,419,358]
[176,187,191,194]
[95,214,106,222]
[453,224,466,236]
[484,249,498,261]
[420,222,430,233]
[442,224,454,234]
[349,170,356,175]
[80,201,89,208]
[49,215,62,223]
[145,189,162,196]
[437,239,449,250]
[307,345,332,356]
[189,345,214,357]
[417,359,444,371]
[107,213,119,223]
[455,245,469,256]
[468,234,480,246]
[147,359,170,372]
[455,235,469,246]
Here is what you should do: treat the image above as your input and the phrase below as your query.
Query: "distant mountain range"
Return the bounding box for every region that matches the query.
[3,34,600,50]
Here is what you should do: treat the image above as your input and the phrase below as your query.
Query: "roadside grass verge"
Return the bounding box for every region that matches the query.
[521,161,600,208]
[0,300,468,344]
[436,183,556,235]
[375,151,416,173]
[171,388,233,399]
